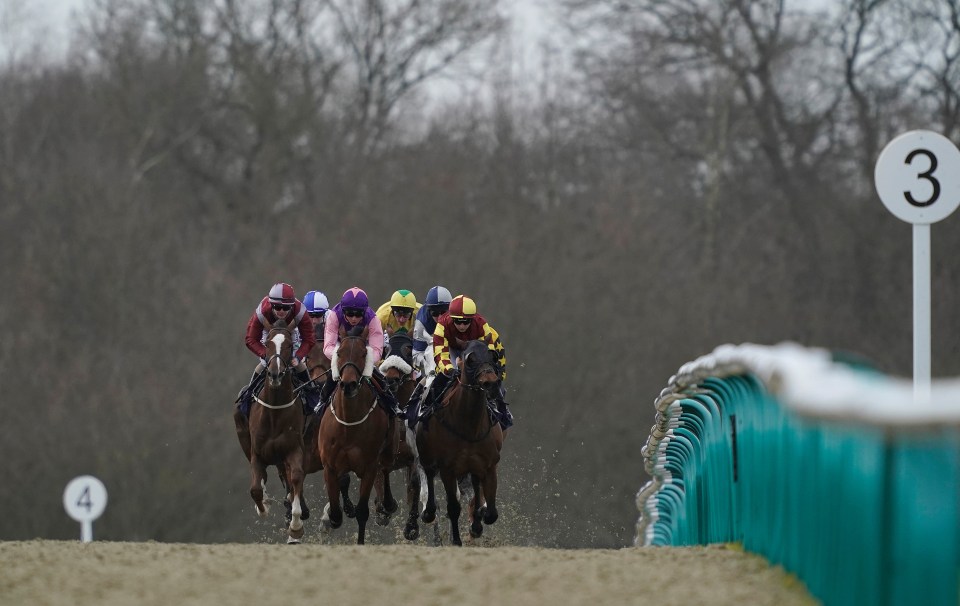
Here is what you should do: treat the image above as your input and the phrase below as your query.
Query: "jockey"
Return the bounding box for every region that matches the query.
[411,285,452,375]
[425,295,512,429]
[375,289,422,357]
[317,287,400,416]
[236,282,319,417]
[303,290,330,343]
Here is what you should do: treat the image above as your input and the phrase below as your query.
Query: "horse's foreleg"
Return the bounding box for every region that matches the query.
[481,465,499,526]
[322,467,343,530]
[440,469,463,546]
[249,457,269,518]
[339,473,356,518]
[403,464,421,541]
[469,474,485,539]
[355,468,377,545]
[421,465,438,524]
[374,468,398,526]
[284,451,305,543]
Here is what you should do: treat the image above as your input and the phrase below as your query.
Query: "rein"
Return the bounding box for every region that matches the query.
[253,325,298,410]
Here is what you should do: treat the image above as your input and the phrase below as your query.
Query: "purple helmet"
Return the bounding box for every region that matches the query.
[340,287,368,309]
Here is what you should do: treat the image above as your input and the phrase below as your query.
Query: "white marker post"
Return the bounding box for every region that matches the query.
[63,475,108,542]
[875,130,960,406]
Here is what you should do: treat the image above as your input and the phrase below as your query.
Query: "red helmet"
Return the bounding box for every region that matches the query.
[448,295,477,319]
[268,282,295,305]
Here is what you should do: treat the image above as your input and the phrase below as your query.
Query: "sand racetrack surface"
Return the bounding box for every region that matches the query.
[1,541,817,605]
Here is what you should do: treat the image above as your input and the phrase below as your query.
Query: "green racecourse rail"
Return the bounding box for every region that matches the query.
[635,342,960,606]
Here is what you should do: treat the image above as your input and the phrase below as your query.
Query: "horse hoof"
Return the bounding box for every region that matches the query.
[483,509,499,525]
[404,525,420,541]
[375,512,390,527]
[344,502,356,519]
[421,509,436,524]
[469,524,483,539]
[286,536,301,545]
[289,526,305,540]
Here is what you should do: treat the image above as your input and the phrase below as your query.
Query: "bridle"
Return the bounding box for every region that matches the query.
[435,348,499,441]
[329,335,379,426]
[257,328,297,410]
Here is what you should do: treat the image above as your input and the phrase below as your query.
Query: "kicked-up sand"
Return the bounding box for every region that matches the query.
[0,540,817,605]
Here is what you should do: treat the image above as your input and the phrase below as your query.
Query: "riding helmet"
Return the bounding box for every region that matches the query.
[268,282,296,305]
[448,295,477,319]
[389,289,417,311]
[340,286,369,309]
[304,291,329,313]
[424,286,452,307]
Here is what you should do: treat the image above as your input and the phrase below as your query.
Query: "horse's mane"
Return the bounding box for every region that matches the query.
[346,324,365,337]
[460,339,493,378]
[389,333,414,364]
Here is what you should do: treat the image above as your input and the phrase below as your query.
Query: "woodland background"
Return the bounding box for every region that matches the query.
[2,0,959,548]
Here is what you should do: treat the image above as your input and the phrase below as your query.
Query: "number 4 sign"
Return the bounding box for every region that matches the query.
[875,130,960,405]
[63,475,108,542]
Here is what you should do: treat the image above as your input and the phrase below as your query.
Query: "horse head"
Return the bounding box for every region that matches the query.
[335,325,370,398]
[458,338,500,400]
[265,325,294,388]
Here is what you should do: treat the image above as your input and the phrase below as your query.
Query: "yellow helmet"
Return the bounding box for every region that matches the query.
[389,289,417,312]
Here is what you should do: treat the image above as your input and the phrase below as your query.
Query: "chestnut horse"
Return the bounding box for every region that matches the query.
[299,335,355,520]
[416,339,503,545]
[375,333,420,535]
[318,326,391,544]
[244,325,306,543]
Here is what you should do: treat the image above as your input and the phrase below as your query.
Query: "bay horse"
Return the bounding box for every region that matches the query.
[245,325,306,543]
[299,334,356,520]
[416,339,503,545]
[318,326,391,544]
[375,333,420,536]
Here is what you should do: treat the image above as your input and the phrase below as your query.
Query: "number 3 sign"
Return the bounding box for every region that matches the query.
[875,130,960,224]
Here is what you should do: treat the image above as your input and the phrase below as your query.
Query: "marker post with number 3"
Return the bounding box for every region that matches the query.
[875,130,960,405]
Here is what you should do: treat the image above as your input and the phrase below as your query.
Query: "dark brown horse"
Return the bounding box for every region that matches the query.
[415,339,503,545]
[318,326,391,544]
[375,333,420,535]
[244,325,307,543]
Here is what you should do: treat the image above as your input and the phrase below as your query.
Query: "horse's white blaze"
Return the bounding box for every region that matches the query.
[271,333,285,356]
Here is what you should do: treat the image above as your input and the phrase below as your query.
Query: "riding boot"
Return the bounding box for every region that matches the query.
[371,369,402,418]
[494,384,513,429]
[315,376,337,415]
[236,368,262,419]
[295,368,320,414]
[426,372,450,411]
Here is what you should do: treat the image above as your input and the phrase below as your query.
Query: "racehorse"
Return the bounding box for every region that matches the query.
[318,326,391,544]
[244,324,307,543]
[375,333,420,535]
[415,339,503,545]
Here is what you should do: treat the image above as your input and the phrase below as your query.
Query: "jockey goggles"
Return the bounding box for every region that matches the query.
[392,307,414,317]
[272,303,292,311]
[429,305,449,317]
[343,307,364,318]
[309,310,327,318]
[453,318,472,326]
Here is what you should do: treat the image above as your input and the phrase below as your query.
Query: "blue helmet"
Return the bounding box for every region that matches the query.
[304,291,329,314]
[424,286,452,307]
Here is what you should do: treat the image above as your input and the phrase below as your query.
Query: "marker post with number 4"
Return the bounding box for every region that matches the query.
[875,130,960,405]
[63,475,108,542]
